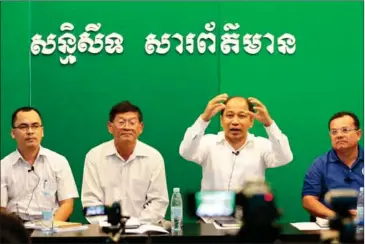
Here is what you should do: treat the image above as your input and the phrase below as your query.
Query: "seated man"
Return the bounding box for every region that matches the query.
[179,93,293,191]
[1,107,79,222]
[81,101,169,224]
[302,111,364,219]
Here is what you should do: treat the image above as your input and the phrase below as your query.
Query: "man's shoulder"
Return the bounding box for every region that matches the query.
[308,149,332,171]
[1,151,18,166]
[86,140,114,156]
[137,140,163,159]
[40,147,69,164]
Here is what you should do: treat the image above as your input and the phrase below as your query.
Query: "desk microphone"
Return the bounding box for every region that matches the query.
[232,151,240,156]
[28,166,34,173]
[344,177,351,183]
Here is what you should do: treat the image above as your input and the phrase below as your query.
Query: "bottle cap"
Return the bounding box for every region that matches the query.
[173,187,180,193]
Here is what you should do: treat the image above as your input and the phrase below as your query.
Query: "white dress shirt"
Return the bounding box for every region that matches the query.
[179,116,293,191]
[1,146,79,220]
[81,139,169,224]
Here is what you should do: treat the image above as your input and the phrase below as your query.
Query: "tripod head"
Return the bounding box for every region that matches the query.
[236,180,281,243]
[84,202,130,243]
[321,189,358,244]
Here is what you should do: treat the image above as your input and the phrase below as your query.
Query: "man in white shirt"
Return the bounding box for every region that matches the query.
[81,101,169,224]
[1,107,79,221]
[179,94,293,191]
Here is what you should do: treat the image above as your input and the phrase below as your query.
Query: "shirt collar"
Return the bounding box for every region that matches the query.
[105,140,149,157]
[11,146,46,165]
[216,131,255,145]
[328,145,364,163]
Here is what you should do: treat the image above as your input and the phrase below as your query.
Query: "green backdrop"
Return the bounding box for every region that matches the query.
[1,1,363,224]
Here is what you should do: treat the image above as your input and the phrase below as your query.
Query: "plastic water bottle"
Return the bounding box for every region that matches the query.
[171,187,183,232]
[356,187,364,235]
[41,180,54,233]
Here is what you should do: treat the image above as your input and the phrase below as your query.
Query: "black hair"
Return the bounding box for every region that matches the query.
[109,101,143,122]
[11,107,42,128]
[328,111,360,130]
[221,96,255,116]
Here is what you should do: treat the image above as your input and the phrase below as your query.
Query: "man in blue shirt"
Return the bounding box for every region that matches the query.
[302,111,364,219]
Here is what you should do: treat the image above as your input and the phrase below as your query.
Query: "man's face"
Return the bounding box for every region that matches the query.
[108,112,144,144]
[11,110,44,150]
[329,115,361,151]
[220,98,254,143]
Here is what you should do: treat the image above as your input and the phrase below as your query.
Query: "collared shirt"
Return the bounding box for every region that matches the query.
[1,146,79,220]
[179,116,293,191]
[81,139,169,224]
[302,146,364,208]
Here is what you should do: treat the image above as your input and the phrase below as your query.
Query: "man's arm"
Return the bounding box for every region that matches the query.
[179,116,210,165]
[55,156,79,221]
[302,160,334,218]
[81,151,104,208]
[1,161,8,211]
[261,121,294,168]
[246,97,293,168]
[54,199,74,221]
[179,93,227,165]
[139,154,169,224]
[302,195,335,218]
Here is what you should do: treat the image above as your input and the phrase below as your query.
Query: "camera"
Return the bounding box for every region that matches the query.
[83,202,130,242]
[187,179,281,243]
[83,202,126,227]
[320,189,359,243]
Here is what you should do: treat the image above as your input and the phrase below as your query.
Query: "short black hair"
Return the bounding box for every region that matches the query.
[328,111,360,130]
[0,212,31,244]
[11,106,42,128]
[221,96,254,116]
[109,101,143,122]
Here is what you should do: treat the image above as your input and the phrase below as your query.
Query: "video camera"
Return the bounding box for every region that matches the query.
[83,202,130,242]
[321,189,359,243]
[187,179,281,243]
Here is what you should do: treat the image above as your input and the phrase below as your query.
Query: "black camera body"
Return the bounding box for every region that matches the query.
[83,202,126,227]
[321,189,359,243]
[187,180,281,243]
[236,180,281,243]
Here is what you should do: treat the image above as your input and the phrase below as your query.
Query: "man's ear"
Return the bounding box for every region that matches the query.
[107,122,113,134]
[357,129,362,141]
[10,129,15,139]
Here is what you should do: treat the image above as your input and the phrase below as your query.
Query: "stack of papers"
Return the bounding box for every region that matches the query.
[291,222,329,230]
[98,216,140,229]
[98,219,168,234]
[24,221,88,232]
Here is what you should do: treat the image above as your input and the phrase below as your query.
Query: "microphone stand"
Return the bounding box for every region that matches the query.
[102,215,130,243]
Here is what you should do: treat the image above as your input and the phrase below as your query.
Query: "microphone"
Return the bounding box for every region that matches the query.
[232,151,240,156]
[344,177,351,183]
[28,166,34,172]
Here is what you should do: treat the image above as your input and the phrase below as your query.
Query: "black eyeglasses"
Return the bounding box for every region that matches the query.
[329,127,358,136]
[13,124,43,131]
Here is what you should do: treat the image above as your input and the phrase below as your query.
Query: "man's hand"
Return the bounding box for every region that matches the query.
[349,209,357,219]
[247,97,273,127]
[201,93,228,122]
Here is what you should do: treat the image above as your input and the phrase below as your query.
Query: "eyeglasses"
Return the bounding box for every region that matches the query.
[329,127,358,136]
[114,119,138,128]
[13,124,43,131]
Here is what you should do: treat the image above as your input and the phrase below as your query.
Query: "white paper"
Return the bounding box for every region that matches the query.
[53,225,88,232]
[125,224,168,234]
[316,217,329,227]
[24,222,88,232]
[212,221,240,230]
[291,222,329,231]
[98,216,140,228]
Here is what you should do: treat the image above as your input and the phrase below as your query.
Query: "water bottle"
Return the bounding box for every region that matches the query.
[171,187,183,232]
[41,180,54,233]
[356,187,364,235]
